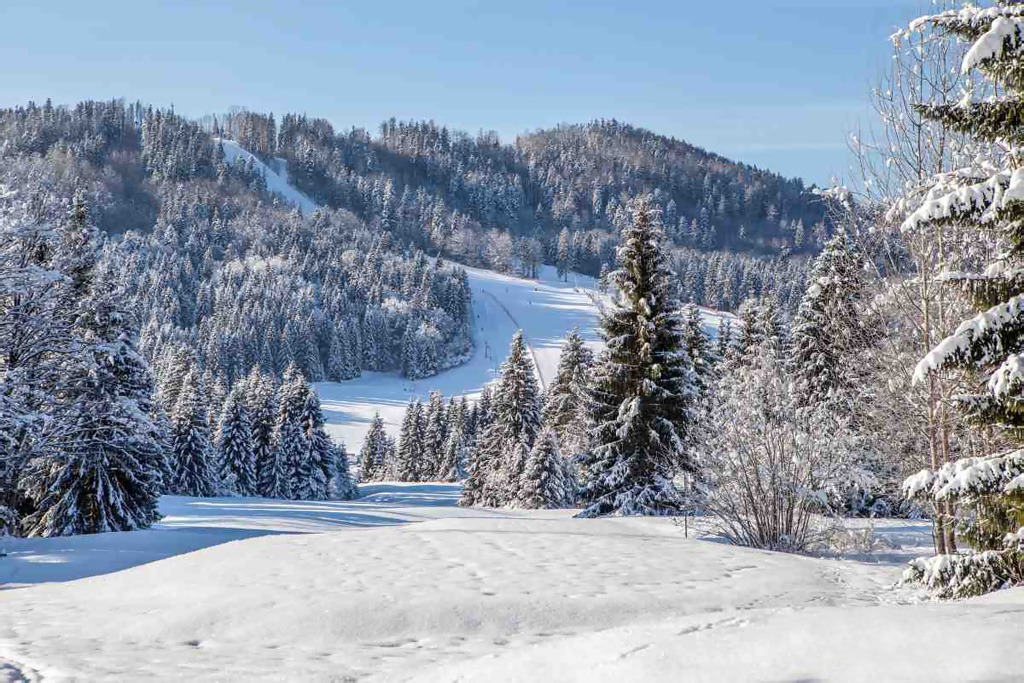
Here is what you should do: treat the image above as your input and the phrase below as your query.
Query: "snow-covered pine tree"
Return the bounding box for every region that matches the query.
[330,441,358,500]
[396,398,424,481]
[578,195,697,517]
[714,318,734,366]
[462,332,542,507]
[169,368,219,497]
[789,232,868,409]
[274,364,309,500]
[899,3,1024,597]
[20,293,166,536]
[247,368,283,498]
[680,304,717,403]
[215,385,257,496]
[298,389,332,500]
[518,429,572,509]
[359,412,389,482]
[423,390,448,479]
[542,328,593,458]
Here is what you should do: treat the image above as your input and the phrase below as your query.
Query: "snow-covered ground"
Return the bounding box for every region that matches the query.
[1,486,1020,681]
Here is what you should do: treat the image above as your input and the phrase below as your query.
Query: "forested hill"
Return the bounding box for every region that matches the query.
[221,112,826,310]
[242,114,828,269]
[0,100,824,314]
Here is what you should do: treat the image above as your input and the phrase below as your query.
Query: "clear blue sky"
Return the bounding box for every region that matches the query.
[1,0,931,186]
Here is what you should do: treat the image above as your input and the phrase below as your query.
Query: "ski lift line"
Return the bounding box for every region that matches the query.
[478,289,547,391]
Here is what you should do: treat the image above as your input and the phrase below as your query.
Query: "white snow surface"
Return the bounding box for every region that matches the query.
[3,485,1019,681]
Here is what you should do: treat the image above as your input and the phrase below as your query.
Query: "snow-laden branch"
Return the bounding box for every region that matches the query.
[913,294,1024,383]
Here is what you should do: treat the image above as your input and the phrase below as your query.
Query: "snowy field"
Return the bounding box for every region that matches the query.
[1,485,1021,681]
[3,143,1015,680]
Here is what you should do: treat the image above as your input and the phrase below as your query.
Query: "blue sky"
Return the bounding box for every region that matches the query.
[1,1,931,185]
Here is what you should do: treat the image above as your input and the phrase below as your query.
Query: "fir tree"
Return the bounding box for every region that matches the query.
[215,385,257,496]
[20,295,165,536]
[298,390,332,500]
[542,328,593,458]
[169,369,218,497]
[518,429,572,509]
[900,4,1024,596]
[359,413,389,482]
[578,195,697,518]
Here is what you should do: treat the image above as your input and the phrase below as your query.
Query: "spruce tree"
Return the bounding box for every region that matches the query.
[423,390,448,479]
[20,295,165,536]
[359,413,389,482]
[215,385,257,496]
[578,195,697,517]
[298,390,332,500]
[542,328,594,458]
[275,365,309,499]
[248,369,283,498]
[330,441,358,500]
[789,232,867,408]
[900,4,1024,596]
[169,369,218,497]
[461,332,542,507]
[518,429,572,509]
[680,304,717,403]
[396,399,424,481]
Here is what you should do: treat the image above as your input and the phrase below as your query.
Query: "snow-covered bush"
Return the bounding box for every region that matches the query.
[699,303,866,552]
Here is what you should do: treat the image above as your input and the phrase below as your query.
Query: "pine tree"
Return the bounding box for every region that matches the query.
[422,390,448,479]
[542,328,593,458]
[578,195,697,517]
[789,232,867,408]
[359,413,389,482]
[215,385,257,496]
[396,398,424,481]
[899,4,1024,596]
[518,429,572,509]
[275,365,309,499]
[169,369,218,497]
[20,295,165,536]
[461,332,542,507]
[298,390,332,500]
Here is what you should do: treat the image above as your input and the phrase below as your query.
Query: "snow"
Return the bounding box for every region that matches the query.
[214,138,319,215]
[6,140,1011,679]
[963,16,1024,72]
[5,485,1012,681]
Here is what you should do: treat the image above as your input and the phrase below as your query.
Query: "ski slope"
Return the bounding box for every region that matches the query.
[317,263,614,449]
[215,138,319,215]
